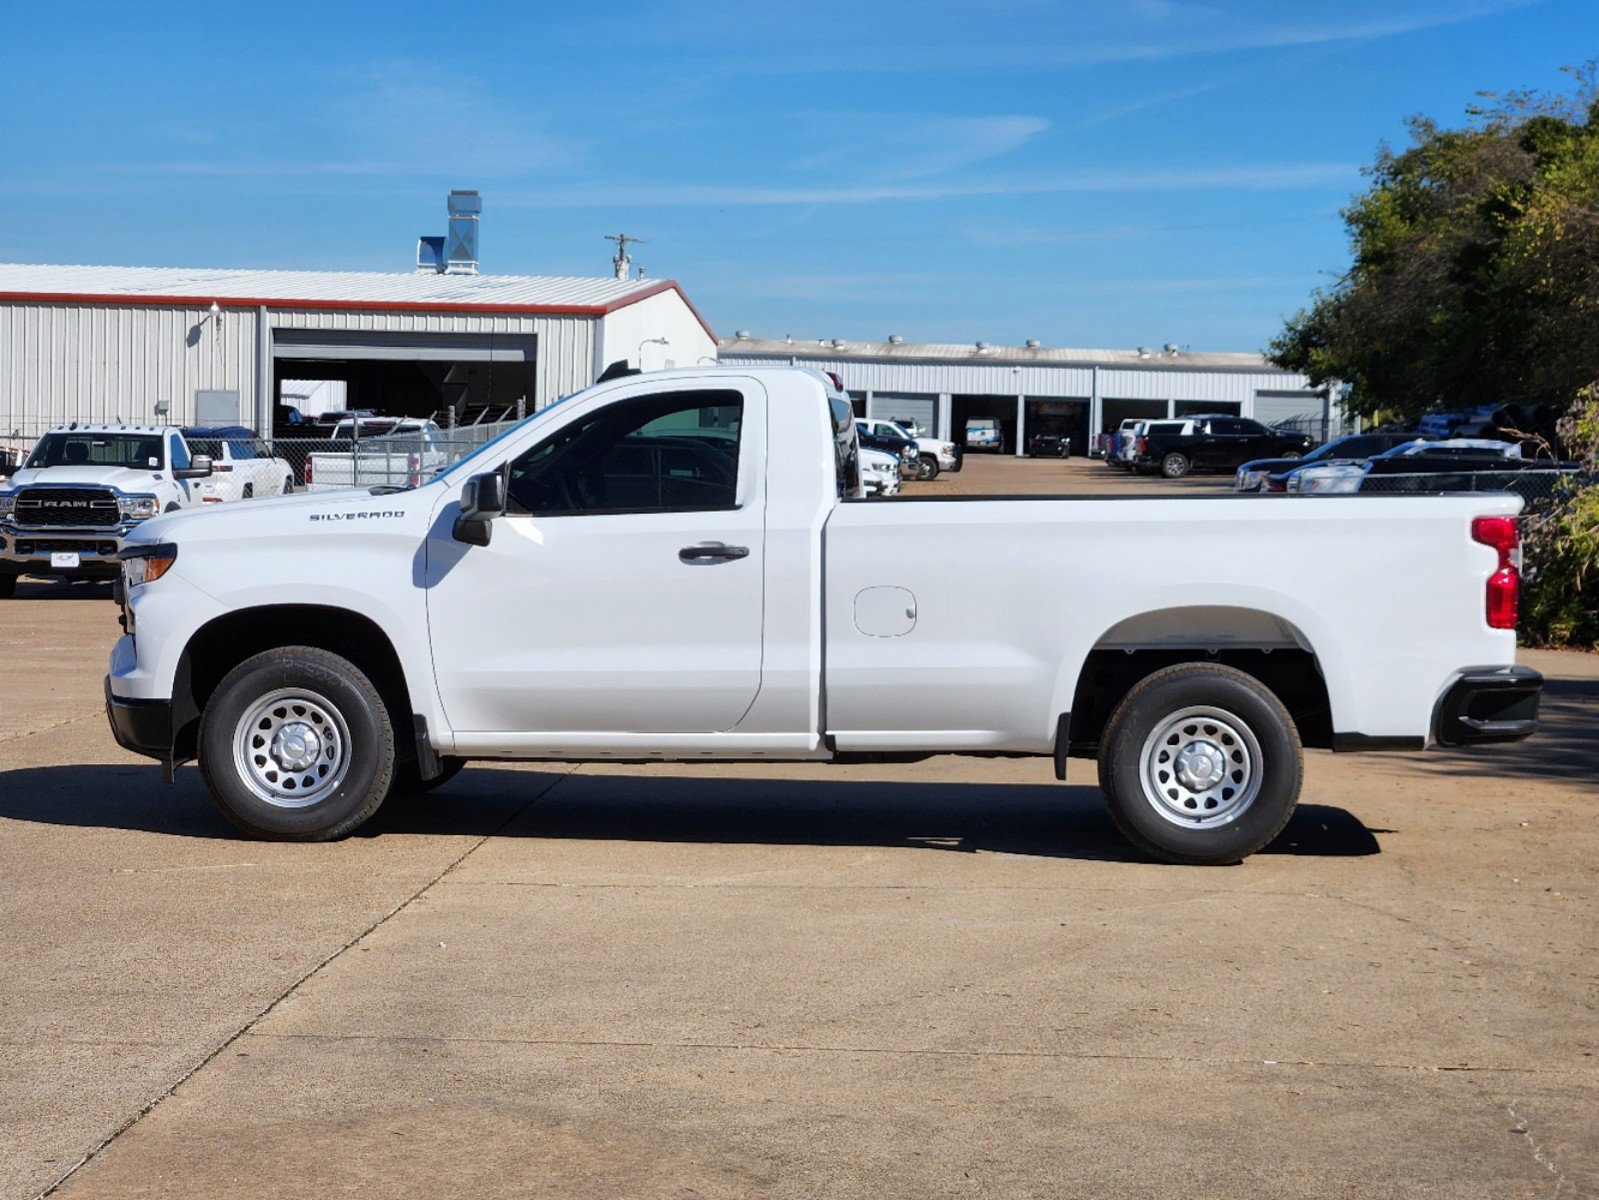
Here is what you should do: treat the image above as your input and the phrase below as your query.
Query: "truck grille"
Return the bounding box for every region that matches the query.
[13,487,120,527]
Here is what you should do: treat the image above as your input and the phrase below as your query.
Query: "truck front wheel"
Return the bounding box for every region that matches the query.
[1096,663,1301,865]
[917,455,941,482]
[198,647,395,840]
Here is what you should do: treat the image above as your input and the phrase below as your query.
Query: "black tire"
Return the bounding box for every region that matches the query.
[918,455,941,482]
[242,483,254,500]
[1280,451,1302,461]
[1161,452,1191,479]
[1096,663,1302,865]
[390,755,467,796]
[283,476,295,494]
[198,646,395,840]
[0,573,16,599]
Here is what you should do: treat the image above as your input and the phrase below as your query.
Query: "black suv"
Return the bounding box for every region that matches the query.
[1136,415,1316,479]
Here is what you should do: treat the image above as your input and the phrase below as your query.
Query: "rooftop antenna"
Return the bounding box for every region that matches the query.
[606,233,647,280]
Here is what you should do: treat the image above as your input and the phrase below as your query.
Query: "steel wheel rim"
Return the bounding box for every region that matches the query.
[1138,706,1262,828]
[232,687,352,808]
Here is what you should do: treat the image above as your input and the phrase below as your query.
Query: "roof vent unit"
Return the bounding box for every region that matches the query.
[831,339,847,350]
[735,329,751,339]
[1137,346,1152,358]
[1164,342,1180,355]
[975,341,990,352]
[444,189,481,276]
[1025,338,1041,349]
[888,333,903,344]
[416,236,445,275]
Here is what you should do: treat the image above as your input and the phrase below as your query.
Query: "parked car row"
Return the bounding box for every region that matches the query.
[1237,435,1580,498]
[1103,414,1318,479]
[853,417,962,495]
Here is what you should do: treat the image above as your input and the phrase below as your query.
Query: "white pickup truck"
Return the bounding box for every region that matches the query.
[0,424,214,596]
[105,367,1542,864]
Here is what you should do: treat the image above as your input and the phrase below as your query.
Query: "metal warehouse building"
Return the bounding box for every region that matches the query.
[0,262,715,439]
[719,335,1337,455]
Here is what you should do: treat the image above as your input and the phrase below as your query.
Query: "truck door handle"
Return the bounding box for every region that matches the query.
[679,542,749,562]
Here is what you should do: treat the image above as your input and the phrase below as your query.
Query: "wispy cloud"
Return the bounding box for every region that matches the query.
[790,114,1050,181]
[499,162,1358,209]
[683,0,1542,76]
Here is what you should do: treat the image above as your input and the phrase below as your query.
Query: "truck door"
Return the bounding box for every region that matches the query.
[425,382,766,737]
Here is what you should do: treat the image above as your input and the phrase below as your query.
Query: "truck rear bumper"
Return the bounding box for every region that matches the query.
[105,676,172,763]
[1433,665,1543,746]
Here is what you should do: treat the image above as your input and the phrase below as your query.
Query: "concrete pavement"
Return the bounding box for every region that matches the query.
[1,583,1594,1198]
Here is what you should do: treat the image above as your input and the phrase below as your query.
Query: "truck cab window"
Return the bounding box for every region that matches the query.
[505,390,743,516]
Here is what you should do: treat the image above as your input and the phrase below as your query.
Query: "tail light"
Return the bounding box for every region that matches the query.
[407,453,422,488]
[304,459,313,485]
[1472,516,1520,630]
[1137,437,1148,454]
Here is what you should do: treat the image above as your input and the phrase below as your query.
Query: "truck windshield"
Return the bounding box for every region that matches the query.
[26,432,165,470]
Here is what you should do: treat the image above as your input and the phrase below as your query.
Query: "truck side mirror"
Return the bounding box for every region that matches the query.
[174,454,214,480]
[453,471,505,547]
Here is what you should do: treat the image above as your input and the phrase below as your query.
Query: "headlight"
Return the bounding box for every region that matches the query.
[120,542,179,586]
[118,495,160,520]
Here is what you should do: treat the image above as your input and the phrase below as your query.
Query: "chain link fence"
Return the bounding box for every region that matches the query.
[264,419,522,490]
[1355,467,1592,508]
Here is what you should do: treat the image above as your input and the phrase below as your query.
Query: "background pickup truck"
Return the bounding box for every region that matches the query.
[106,367,1541,865]
[0,423,213,597]
[304,419,448,492]
[1137,414,1317,478]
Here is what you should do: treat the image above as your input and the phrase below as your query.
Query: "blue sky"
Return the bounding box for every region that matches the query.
[0,1,1588,351]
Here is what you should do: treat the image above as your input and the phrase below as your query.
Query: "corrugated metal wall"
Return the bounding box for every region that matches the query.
[719,353,1312,408]
[1,300,254,431]
[0,302,600,439]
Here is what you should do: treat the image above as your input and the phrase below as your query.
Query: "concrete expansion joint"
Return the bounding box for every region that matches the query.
[239,1031,1592,1077]
[33,766,579,1200]
[0,713,93,747]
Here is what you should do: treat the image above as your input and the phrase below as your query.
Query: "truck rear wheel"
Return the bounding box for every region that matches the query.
[1096,663,1301,865]
[198,647,395,841]
[1161,452,1191,479]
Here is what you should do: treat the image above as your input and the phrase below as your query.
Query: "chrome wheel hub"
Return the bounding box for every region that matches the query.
[1138,706,1263,829]
[232,688,351,809]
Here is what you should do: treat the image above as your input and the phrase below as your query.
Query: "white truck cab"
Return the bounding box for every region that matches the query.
[0,423,213,596]
[105,367,1542,864]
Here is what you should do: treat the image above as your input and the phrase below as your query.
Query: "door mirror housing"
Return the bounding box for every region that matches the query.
[453,470,505,547]
[174,454,214,480]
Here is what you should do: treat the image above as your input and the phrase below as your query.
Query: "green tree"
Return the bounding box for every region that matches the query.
[1269,66,1599,424]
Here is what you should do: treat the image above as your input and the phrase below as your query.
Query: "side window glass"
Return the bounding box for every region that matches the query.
[229,439,255,460]
[505,389,743,516]
[169,436,191,470]
[831,397,860,498]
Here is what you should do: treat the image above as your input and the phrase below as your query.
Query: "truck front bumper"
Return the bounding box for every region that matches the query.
[2,523,137,579]
[1433,665,1543,746]
[105,676,173,763]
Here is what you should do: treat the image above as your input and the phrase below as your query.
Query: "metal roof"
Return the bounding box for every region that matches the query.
[718,335,1283,373]
[0,262,687,317]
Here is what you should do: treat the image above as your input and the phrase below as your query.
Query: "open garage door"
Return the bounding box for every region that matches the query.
[272,330,538,425]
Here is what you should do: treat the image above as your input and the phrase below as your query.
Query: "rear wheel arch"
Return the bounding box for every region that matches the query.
[1063,607,1334,757]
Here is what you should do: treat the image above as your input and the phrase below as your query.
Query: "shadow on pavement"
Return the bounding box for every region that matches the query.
[1417,673,1599,785]
[0,764,1381,861]
[13,578,116,601]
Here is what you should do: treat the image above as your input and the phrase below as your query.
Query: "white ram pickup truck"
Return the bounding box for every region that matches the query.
[0,424,214,596]
[105,367,1543,864]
